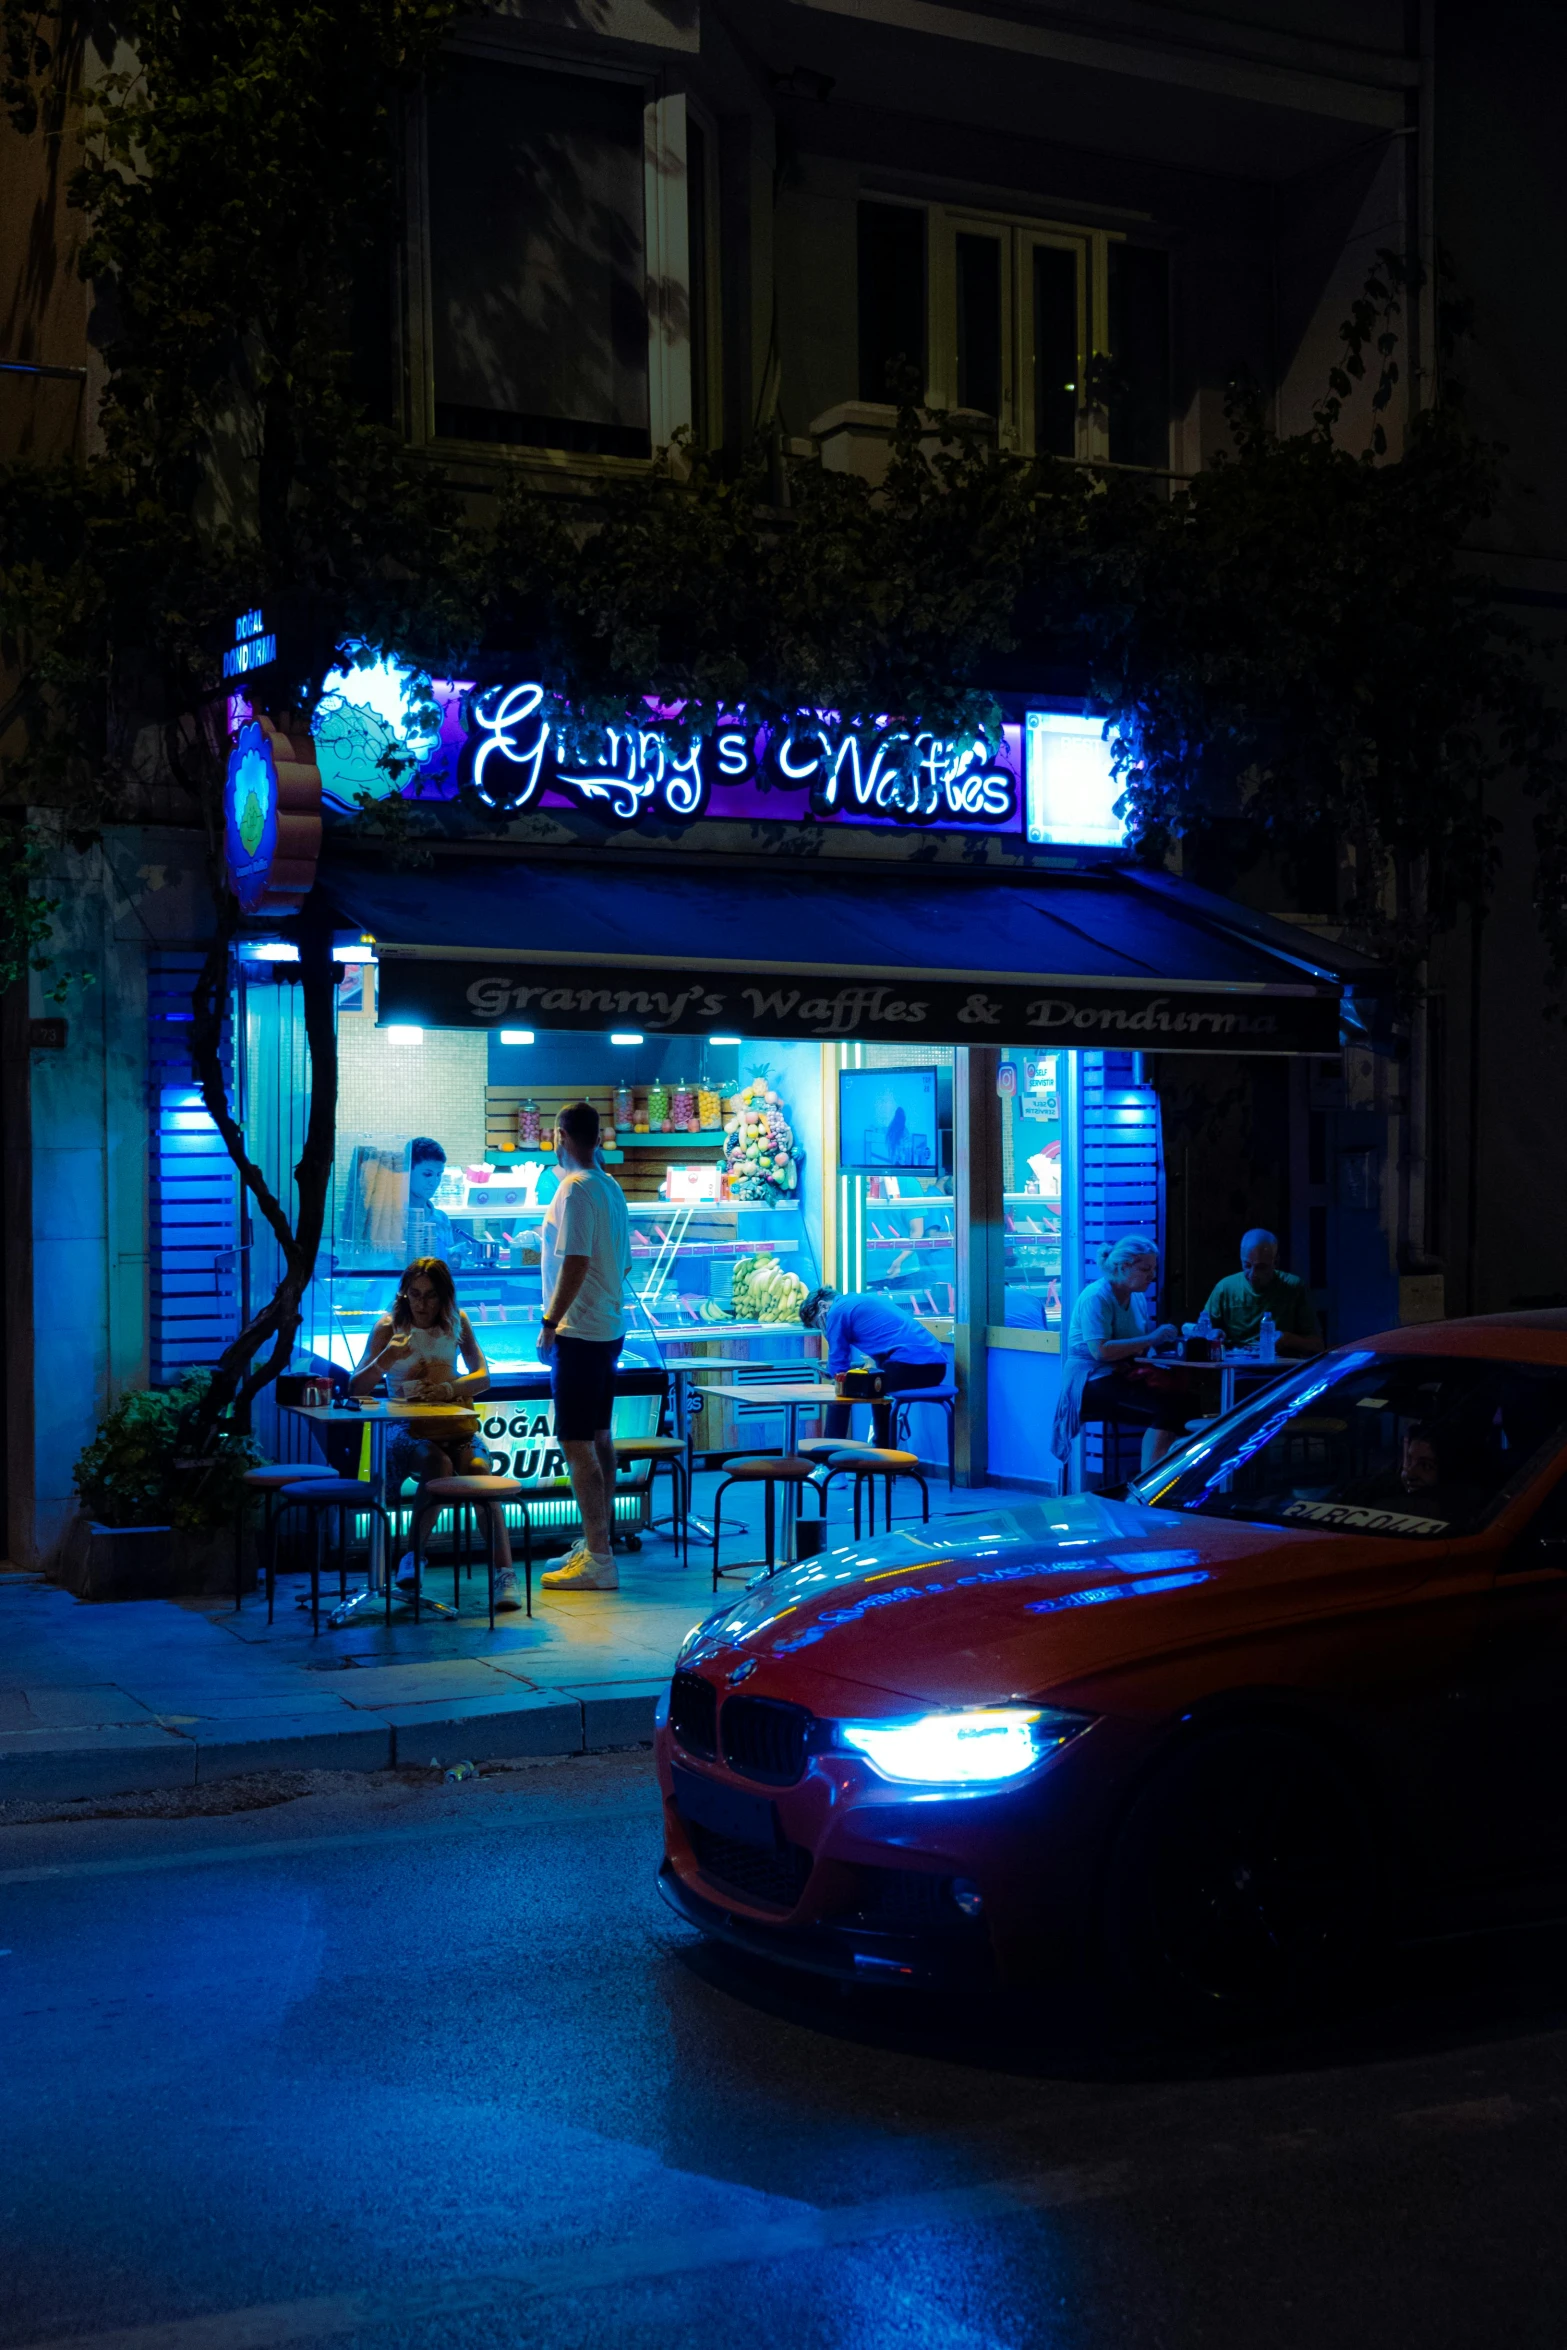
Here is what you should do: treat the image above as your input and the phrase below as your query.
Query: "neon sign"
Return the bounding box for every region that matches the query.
[460,681,1018,829]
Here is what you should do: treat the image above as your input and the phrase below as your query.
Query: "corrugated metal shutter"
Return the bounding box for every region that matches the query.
[1077,1050,1165,1489]
[148,950,241,1383]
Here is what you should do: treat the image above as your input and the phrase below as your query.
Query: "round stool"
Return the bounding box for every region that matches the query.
[238,1462,336,1614]
[413,1474,528,1626]
[614,1435,691,1566]
[710,1457,824,1588]
[273,1478,395,1634]
[816,1448,930,1541]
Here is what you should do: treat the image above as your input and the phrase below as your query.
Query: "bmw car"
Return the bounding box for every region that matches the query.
[655,1313,1567,2023]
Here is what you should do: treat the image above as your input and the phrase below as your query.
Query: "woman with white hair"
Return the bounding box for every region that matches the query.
[1050,1235,1186,1471]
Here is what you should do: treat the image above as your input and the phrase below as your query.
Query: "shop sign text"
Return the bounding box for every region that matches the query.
[462,680,1017,830]
[378,957,1342,1055]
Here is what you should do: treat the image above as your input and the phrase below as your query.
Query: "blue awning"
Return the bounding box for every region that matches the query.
[320,851,1348,1054]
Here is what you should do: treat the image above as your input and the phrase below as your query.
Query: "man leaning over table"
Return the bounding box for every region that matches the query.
[1203,1228,1324,1359]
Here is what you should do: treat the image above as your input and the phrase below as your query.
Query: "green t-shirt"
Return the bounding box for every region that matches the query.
[1203,1268,1319,1345]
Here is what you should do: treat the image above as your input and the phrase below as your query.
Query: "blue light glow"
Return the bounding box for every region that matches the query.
[841,1707,1084,1786]
[312,641,442,809]
[1024,711,1128,847]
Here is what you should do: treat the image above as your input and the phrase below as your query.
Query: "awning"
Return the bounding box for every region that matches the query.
[321,851,1348,1054]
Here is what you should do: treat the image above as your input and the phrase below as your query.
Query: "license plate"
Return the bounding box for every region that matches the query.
[671,1763,779,1849]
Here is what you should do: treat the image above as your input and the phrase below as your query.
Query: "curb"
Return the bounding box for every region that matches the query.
[0,1682,664,1804]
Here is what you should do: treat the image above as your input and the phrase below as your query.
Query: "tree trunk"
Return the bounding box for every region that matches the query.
[187,889,339,1446]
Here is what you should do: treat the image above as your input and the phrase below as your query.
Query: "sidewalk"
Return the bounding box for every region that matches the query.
[0,1471,1029,1803]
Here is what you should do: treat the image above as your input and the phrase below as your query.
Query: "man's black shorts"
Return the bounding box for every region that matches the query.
[551,1334,621,1441]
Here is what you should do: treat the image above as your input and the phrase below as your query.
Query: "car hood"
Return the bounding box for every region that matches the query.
[679,1494,1423,1712]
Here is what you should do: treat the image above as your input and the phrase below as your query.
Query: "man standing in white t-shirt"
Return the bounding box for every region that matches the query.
[536,1100,633,1591]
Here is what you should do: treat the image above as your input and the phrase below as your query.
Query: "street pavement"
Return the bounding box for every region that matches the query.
[0,1472,1037,1804]
[5,1752,1567,2349]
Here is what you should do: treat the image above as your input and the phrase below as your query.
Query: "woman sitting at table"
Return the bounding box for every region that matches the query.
[1051,1234,1187,1474]
[349,1256,522,1611]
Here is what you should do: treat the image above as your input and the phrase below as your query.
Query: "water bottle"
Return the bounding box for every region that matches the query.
[1258,1311,1278,1364]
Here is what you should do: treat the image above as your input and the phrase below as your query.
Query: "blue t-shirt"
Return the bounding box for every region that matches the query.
[823,1294,947,1375]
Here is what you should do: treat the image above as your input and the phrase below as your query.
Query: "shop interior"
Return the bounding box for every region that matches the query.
[240,964,1075,1516]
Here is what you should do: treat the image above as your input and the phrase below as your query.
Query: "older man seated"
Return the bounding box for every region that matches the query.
[1202,1228,1324,1358]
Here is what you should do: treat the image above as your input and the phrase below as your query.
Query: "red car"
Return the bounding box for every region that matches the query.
[655,1313,1567,2023]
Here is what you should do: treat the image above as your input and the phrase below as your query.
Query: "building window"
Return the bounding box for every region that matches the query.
[421,60,713,460]
[1105,243,1170,473]
[858,202,926,403]
[855,199,1170,468]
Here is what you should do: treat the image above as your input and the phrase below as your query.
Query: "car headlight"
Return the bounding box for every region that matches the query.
[838,1706,1093,1787]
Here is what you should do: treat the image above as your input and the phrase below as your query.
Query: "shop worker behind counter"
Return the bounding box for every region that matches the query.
[801,1287,949,1448]
[1203,1228,1324,1358]
[534,1101,633,1593]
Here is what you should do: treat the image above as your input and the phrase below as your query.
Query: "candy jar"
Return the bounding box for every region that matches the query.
[671,1079,696,1133]
[517,1100,542,1149]
[647,1079,671,1131]
[698,1084,722,1130]
[614,1082,634,1133]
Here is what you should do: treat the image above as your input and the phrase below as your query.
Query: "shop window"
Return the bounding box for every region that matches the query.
[954,232,1003,419]
[687,115,714,449]
[858,201,926,402]
[427,61,648,456]
[999,1050,1063,1333]
[1105,243,1170,471]
[1032,243,1078,460]
[851,202,1170,466]
[834,1046,957,1338]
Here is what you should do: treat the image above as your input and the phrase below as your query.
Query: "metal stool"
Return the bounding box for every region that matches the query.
[815,1447,930,1540]
[238,1462,336,1612]
[797,1436,881,1467]
[888,1382,959,1491]
[411,1474,528,1626]
[710,1456,824,1588]
[273,1478,395,1634]
[615,1435,691,1566]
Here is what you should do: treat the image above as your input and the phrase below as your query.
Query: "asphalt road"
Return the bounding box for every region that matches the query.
[5,1751,1567,2350]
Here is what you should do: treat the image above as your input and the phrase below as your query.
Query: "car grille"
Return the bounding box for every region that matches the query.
[721,1695,812,1786]
[686,1822,814,1910]
[669,1670,718,1759]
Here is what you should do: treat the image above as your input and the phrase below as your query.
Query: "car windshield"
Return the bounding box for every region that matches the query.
[1129,1351,1567,1538]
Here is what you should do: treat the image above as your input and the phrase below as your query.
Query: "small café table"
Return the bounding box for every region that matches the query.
[696,1379,843,1561]
[282,1400,479,1624]
[655,1347,821,1543]
[285,1363,673,1623]
[1144,1347,1291,1420]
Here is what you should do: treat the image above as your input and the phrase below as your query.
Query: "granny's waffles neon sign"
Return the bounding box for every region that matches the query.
[460,681,1017,829]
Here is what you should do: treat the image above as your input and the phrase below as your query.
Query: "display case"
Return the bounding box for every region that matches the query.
[1000,1048,1063,1331]
[858,1176,956,1322]
[302,1189,822,1375]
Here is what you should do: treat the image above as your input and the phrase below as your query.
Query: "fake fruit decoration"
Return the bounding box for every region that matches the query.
[723,1077,799,1202]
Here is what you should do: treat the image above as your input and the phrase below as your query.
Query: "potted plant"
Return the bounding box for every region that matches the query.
[64,1373,263,1600]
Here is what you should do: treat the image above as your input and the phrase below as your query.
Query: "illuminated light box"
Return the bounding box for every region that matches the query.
[1024,712,1128,848]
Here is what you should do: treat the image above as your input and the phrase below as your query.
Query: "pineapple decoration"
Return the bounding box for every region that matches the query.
[723,1074,799,1202]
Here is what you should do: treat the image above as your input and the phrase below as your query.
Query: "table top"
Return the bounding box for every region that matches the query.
[697,1379,842,1404]
[284,1400,479,1425]
[669,1355,822,1375]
